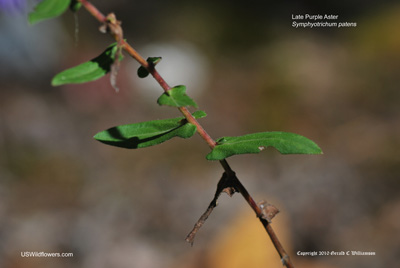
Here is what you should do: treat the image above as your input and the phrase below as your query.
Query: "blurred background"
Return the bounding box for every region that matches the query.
[1,0,399,267]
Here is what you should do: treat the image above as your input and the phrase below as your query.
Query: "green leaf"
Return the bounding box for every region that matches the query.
[28,0,71,25]
[148,57,162,65]
[191,110,207,119]
[137,67,149,79]
[52,43,120,86]
[206,131,322,160]
[94,111,206,149]
[157,85,198,108]
[137,57,162,78]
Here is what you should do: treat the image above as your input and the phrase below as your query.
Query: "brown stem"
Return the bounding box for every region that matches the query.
[230,170,294,268]
[79,1,294,267]
[185,172,235,244]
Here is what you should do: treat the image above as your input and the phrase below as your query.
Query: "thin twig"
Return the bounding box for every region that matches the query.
[229,170,294,268]
[185,172,236,244]
[78,1,295,267]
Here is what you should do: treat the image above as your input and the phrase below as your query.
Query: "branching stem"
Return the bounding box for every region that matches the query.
[78,1,294,267]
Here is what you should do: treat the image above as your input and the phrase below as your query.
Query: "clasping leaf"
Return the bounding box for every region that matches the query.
[94,111,206,149]
[52,43,121,86]
[157,85,198,108]
[137,57,162,78]
[206,131,322,160]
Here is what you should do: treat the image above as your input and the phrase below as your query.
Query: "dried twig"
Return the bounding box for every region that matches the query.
[185,172,236,244]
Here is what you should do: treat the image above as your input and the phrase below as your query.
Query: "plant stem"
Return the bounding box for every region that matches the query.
[78,1,295,267]
[231,170,294,268]
[123,40,217,149]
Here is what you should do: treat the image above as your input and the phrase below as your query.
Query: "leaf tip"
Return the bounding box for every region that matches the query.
[51,77,62,87]
[148,56,162,65]
[192,110,207,119]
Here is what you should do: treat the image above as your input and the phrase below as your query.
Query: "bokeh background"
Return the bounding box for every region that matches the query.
[1,0,399,267]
